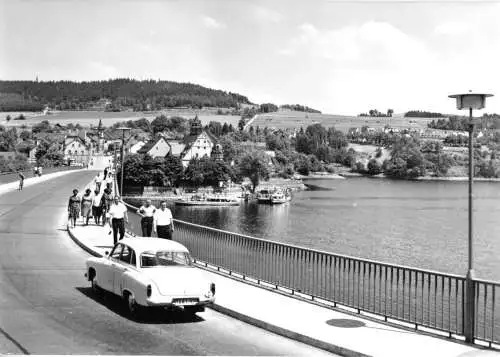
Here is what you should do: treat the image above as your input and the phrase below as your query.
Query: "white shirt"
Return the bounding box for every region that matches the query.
[108,202,127,219]
[138,205,156,217]
[95,176,102,183]
[92,193,103,207]
[154,208,173,226]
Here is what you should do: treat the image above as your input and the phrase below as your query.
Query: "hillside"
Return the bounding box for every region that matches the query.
[249,111,437,133]
[0,79,252,112]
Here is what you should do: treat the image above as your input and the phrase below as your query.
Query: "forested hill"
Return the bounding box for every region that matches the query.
[0,79,253,111]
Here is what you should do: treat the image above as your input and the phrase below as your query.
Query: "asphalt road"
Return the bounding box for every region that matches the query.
[0,170,336,356]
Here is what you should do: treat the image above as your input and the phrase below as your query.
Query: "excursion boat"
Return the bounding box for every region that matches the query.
[270,189,292,204]
[174,194,240,206]
[256,189,272,204]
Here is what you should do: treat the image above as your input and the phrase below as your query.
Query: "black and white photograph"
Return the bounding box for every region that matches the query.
[1,0,500,355]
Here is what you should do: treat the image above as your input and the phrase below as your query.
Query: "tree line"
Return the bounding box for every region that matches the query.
[0,79,252,112]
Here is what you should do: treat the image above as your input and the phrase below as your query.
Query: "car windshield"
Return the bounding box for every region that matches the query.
[140,251,192,268]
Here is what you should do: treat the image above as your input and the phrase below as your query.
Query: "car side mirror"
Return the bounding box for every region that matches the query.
[105,251,109,256]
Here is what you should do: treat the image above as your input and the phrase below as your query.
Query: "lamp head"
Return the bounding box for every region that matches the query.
[448,91,493,110]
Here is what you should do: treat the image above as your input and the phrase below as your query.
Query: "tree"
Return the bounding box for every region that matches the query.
[161,154,184,186]
[151,115,170,134]
[238,117,246,131]
[367,159,382,175]
[6,115,11,122]
[237,151,270,192]
[387,109,394,117]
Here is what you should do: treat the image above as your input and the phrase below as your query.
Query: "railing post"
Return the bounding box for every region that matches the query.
[465,270,476,343]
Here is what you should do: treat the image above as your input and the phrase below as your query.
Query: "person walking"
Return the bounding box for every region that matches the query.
[94,173,102,192]
[137,199,156,237]
[18,172,25,190]
[103,167,108,180]
[108,196,128,244]
[80,188,93,226]
[92,188,103,225]
[67,189,81,228]
[153,201,174,240]
[100,187,113,226]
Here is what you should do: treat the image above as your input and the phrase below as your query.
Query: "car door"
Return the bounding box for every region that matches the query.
[112,245,135,295]
[100,244,123,292]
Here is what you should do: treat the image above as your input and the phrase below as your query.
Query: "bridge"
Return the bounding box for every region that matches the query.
[0,166,498,356]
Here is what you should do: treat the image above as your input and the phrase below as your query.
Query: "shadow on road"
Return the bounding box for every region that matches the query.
[76,287,205,325]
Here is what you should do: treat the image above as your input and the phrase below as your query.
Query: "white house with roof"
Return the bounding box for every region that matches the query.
[137,136,171,159]
[179,116,218,167]
[64,135,91,164]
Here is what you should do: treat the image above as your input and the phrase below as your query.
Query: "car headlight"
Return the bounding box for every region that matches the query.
[204,283,216,298]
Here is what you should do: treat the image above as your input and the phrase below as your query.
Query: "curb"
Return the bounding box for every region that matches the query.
[210,303,371,357]
[67,227,103,258]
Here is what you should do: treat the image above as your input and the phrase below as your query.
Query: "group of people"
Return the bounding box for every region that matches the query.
[67,170,115,229]
[67,166,175,245]
[136,200,175,240]
[17,166,43,191]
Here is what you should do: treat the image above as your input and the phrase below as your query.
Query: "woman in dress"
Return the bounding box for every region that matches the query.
[80,188,93,226]
[67,189,81,228]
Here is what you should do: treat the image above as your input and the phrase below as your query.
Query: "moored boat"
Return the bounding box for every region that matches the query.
[174,194,240,206]
[256,189,272,204]
[270,189,292,204]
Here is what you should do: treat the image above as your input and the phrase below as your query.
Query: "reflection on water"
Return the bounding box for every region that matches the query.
[128,178,500,281]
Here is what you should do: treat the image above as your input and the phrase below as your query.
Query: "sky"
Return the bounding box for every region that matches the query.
[1,0,500,115]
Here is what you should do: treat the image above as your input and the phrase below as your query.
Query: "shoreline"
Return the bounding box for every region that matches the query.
[337,172,500,182]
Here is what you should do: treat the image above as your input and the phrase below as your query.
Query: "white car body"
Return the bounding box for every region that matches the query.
[85,238,215,313]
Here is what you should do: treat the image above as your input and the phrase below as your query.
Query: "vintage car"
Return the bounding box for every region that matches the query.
[85,237,215,316]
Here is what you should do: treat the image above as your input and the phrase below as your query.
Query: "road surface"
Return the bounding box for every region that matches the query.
[0,170,336,355]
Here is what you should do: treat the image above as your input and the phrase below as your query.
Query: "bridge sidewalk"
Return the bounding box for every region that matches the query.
[67,223,492,357]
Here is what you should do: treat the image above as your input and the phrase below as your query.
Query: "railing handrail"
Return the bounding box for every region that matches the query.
[121,200,486,282]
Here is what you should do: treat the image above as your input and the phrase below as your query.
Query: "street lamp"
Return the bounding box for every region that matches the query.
[448,90,493,343]
[116,127,131,197]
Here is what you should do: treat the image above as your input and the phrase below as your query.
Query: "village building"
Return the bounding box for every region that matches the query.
[179,116,218,167]
[137,136,171,159]
[63,135,90,164]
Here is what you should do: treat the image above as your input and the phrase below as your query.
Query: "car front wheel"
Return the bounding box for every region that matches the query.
[125,293,143,318]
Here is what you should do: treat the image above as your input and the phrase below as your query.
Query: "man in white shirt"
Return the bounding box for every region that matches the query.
[153,201,174,240]
[95,173,102,192]
[92,189,103,225]
[137,199,156,237]
[108,196,129,244]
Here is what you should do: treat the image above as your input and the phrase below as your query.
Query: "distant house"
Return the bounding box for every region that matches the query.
[129,141,146,154]
[0,151,17,161]
[167,140,186,157]
[64,135,90,164]
[137,136,171,159]
[180,116,218,167]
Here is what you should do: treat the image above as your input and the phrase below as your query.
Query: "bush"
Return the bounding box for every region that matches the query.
[367,159,382,175]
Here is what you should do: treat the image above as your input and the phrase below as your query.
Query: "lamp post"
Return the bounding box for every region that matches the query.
[448,90,493,343]
[116,127,131,197]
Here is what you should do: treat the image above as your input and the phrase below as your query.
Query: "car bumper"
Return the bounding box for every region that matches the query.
[145,296,215,308]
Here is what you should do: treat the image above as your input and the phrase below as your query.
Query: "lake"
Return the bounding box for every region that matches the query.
[129,177,500,282]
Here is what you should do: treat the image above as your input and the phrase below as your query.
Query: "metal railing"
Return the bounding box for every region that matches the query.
[123,200,499,347]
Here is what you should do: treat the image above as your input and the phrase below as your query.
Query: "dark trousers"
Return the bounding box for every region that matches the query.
[112,218,125,244]
[157,225,172,240]
[141,217,154,237]
[96,182,101,192]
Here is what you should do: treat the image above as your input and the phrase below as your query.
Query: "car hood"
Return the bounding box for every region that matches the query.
[141,267,209,296]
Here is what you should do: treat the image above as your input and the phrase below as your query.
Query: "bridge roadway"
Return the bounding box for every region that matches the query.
[0,170,336,355]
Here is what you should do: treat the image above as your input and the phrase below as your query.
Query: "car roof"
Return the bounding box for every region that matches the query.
[118,237,189,254]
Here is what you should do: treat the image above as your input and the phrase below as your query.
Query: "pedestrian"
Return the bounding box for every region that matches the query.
[80,188,93,226]
[153,201,174,240]
[94,173,102,192]
[18,172,25,190]
[103,167,108,180]
[137,199,156,237]
[101,187,113,226]
[92,188,103,225]
[67,189,81,228]
[108,196,128,244]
